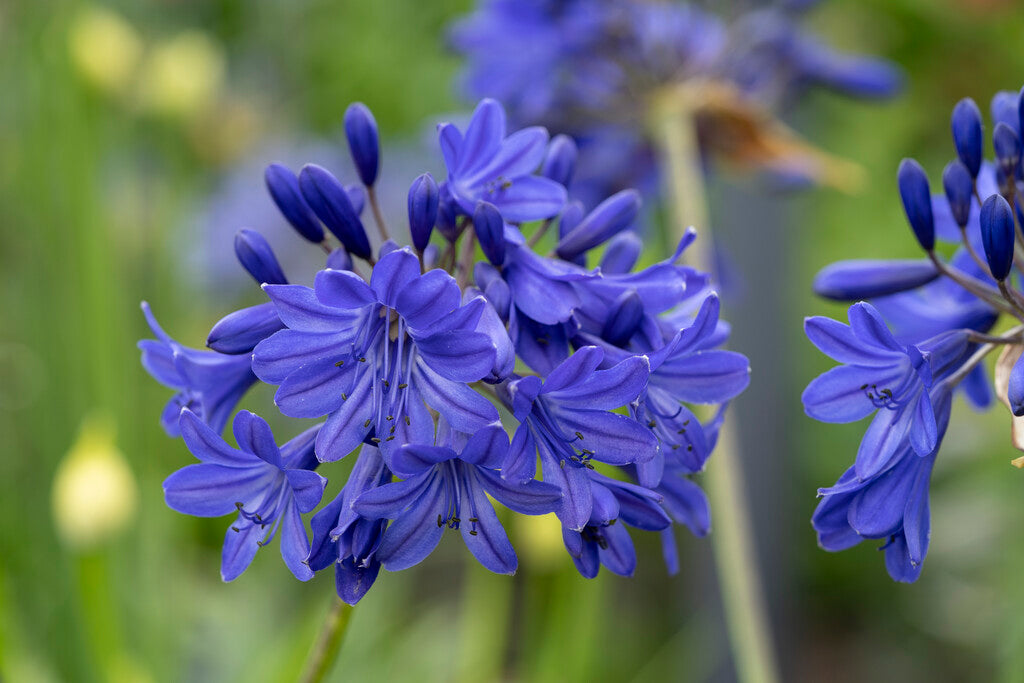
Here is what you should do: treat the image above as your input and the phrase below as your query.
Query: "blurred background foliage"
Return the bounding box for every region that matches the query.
[1,0,1023,681]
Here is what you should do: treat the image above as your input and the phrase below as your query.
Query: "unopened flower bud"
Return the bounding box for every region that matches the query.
[234,229,287,285]
[951,98,983,178]
[541,134,578,187]
[981,194,1015,281]
[265,163,324,243]
[993,122,1021,174]
[299,164,372,260]
[474,201,506,266]
[941,160,973,229]
[344,102,380,186]
[555,189,641,261]
[408,173,439,252]
[600,232,643,275]
[897,159,935,252]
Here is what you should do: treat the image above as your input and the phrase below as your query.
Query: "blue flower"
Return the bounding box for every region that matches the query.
[353,424,561,573]
[563,470,671,578]
[253,247,501,462]
[803,302,968,479]
[307,445,392,604]
[439,98,567,222]
[812,386,952,582]
[163,410,327,581]
[501,346,657,531]
[138,302,258,437]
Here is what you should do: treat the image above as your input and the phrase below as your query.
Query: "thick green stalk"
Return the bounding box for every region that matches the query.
[653,99,780,683]
[299,598,354,683]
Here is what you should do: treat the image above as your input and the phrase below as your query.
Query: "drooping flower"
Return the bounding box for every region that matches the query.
[353,423,562,574]
[138,302,257,437]
[163,409,326,581]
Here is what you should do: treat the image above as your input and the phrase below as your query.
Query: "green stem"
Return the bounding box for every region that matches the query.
[654,102,780,683]
[298,598,354,683]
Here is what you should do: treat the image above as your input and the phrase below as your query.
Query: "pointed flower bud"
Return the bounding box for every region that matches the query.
[408,173,439,252]
[993,122,1021,174]
[897,159,935,252]
[298,164,372,260]
[541,134,578,188]
[951,98,983,178]
[601,290,644,346]
[344,102,380,186]
[600,231,643,275]
[812,259,939,301]
[474,200,506,266]
[555,189,641,261]
[264,163,324,243]
[941,160,973,229]
[234,229,287,285]
[981,194,1015,280]
[346,184,366,216]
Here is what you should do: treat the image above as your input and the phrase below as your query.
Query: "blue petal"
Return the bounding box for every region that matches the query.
[812,259,939,301]
[547,355,649,410]
[848,457,918,538]
[597,521,636,577]
[657,474,710,536]
[314,269,375,310]
[909,392,938,456]
[232,411,282,467]
[414,330,496,382]
[274,359,352,418]
[376,473,446,571]
[388,445,455,478]
[264,284,360,332]
[457,99,506,177]
[336,558,381,605]
[470,126,548,185]
[487,175,567,222]
[476,467,561,515]
[550,408,658,465]
[540,454,592,531]
[855,406,915,479]
[412,359,499,432]
[804,316,903,366]
[459,467,517,574]
[503,424,538,484]
[221,520,262,581]
[280,502,314,581]
[353,472,434,520]
[396,269,462,329]
[369,249,420,308]
[652,351,750,404]
[164,464,272,517]
[802,365,901,423]
[847,303,902,353]
[459,424,509,468]
[254,330,351,386]
[178,409,253,467]
[884,534,923,583]
[812,489,862,552]
[542,346,604,393]
[285,469,327,514]
[315,371,374,462]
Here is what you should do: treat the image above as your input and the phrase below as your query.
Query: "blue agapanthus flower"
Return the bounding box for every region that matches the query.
[450,0,902,205]
[805,85,1024,582]
[140,98,749,601]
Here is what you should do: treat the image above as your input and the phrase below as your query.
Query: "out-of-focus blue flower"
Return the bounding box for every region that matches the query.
[164,410,326,581]
[805,85,1024,582]
[450,0,901,201]
[138,302,257,437]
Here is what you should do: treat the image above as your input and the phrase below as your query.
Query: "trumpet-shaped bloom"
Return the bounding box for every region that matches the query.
[164,410,326,581]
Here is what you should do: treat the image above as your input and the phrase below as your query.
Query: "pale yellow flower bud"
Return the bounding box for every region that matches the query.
[136,31,225,120]
[67,6,143,96]
[52,415,138,549]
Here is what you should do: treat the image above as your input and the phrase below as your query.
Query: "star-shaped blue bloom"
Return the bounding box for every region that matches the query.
[163,410,327,581]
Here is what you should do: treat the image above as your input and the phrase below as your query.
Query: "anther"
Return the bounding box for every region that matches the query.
[363,419,372,427]
[398,383,408,389]
[341,393,348,401]
[469,530,478,536]
[335,360,345,367]
[437,514,444,527]
[647,419,656,428]
[575,431,584,440]
[370,437,382,443]
[404,416,411,425]
[358,357,367,363]
[231,526,240,532]
[385,436,395,441]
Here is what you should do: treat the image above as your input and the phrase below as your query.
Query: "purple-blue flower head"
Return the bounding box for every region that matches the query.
[164,410,326,581]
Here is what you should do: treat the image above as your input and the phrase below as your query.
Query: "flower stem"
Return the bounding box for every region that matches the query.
[299,598,354,683]
[653,97,780,683]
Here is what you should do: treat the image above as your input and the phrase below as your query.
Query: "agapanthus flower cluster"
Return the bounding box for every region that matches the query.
[804,85,1024,582]
[450,0,902,206]
[140,98,750,603]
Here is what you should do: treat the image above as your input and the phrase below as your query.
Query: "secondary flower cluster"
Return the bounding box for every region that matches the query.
[140,99,750,603]
[805,85,1024,582]
[450,0,902,206]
